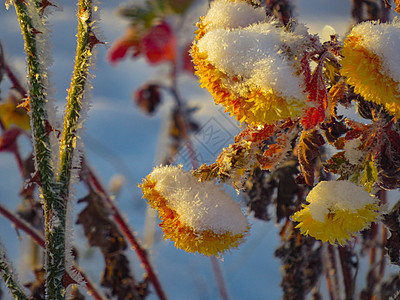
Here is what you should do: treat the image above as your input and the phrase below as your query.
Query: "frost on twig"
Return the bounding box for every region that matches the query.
[0,238,28,300]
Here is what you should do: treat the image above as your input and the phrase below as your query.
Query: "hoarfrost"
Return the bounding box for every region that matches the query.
[349,21,400,87]
[197,22,306,100]
[203,0,266,30]
[343,138,364,165]
[0,237,28,295]
[306,181,377,223]
[149,165,248,235]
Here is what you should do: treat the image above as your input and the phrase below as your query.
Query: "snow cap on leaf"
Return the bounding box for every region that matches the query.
[341,21,400,118]
[140,165,249,256]
[191,0,310,125]
[292,180,379,245]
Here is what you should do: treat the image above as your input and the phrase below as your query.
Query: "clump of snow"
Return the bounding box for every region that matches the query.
[349,21,400,85]
[203,0,266,30]
[343,138,364,165]
[306,181,377,222]
[149,165,248,235]
[197,21,306,100]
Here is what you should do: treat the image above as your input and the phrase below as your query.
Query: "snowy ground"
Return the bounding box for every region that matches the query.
[0,1,369,299]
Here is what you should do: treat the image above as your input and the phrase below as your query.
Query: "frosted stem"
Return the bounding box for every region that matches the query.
[0,203,107,300]
[58,0,96,198]
[0,239,28,300]
[13,1,66,299]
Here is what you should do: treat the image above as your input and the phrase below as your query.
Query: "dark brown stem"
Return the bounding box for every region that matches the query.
[338,246,355,300]
[323,244,339,300]
[85,165,168,300]
[378,190,387,281]
[4,62,27,97]
[0,203,44,248]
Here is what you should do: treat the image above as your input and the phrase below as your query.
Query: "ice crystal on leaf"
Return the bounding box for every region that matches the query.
[191,0,310,125]
[341,21,400,118]
[292,181,379,245]
[140,165,249,256]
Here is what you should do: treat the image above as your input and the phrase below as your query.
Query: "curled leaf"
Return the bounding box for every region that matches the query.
[298,129,325,186]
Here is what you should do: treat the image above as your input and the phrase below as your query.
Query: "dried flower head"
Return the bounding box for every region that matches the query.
[191,0,309,125]
[341,21,400,117]
[292,180,379,245]
[140,165,249,256]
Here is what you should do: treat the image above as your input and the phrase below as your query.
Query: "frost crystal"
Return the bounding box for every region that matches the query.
[149,165,248,235]
[343,138,364,165]
[292,180,379,245]
[306,181,376,222]
[197,21,305,102]
[202,0,266,30]
[349,21,400,86]
[192,0,310,125]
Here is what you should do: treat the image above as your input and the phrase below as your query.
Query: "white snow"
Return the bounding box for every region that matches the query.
[149,165,248,235]
[349,21,400,86]
[197,22,306,100]
[202,0,266,30]
[306,180,377,222]
[343,138,364,165]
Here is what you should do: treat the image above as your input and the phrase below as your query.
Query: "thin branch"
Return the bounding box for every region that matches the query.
[210,257,230,300]
[3,62,27,97]
[338,246,355,300]
[0,203,44,248]
[0,239,28,300]
[84,164,168,300]
[13,1,65,298]
[0,202,106,300]
[58,0,98,199]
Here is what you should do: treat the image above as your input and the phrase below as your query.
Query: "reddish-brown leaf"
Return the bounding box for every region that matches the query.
[142,21,176,64]
[298,129,325,186]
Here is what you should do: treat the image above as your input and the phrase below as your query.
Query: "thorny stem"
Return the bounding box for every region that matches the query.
[0,239,28,300]
[85,165,168,300]
[0,203,107,300]
[13,1,66,298]
[58,0,97,200]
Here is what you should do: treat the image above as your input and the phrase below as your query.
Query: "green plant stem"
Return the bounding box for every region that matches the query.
[13,1,66,299]
[0,241,28,300]
[58,0,95,200]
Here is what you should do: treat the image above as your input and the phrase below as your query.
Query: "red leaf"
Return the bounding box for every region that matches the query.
[301,58,327,129]
[142,21,176,64]
[108,27,141,65]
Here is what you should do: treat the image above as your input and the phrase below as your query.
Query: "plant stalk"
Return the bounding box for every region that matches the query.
[58,0,96,199]
[0,239,28,300]
[13,1,66,298]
